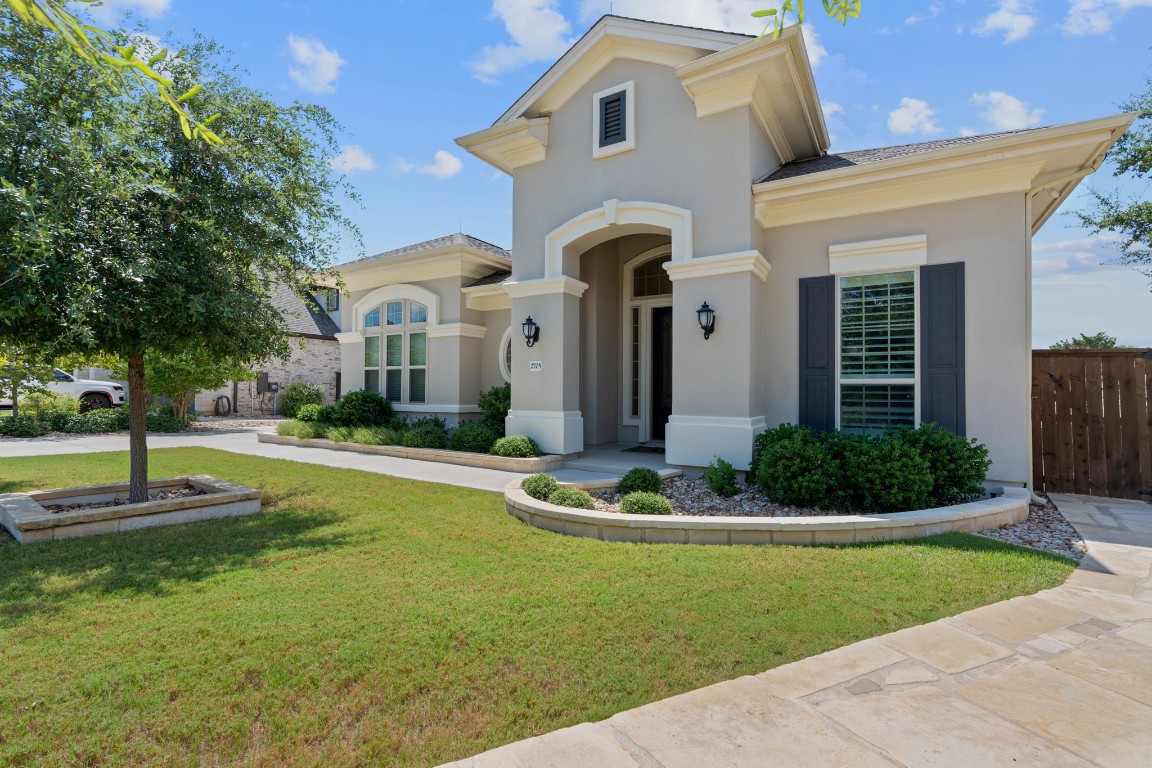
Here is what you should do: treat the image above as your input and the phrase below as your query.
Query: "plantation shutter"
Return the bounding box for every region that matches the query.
[920,262,966,435]
[599,91,626,147]
[799,276,836,432]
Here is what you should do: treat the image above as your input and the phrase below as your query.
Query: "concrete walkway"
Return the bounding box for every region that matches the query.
[442,493,1152,767]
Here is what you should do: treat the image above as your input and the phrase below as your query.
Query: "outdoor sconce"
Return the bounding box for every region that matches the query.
[697,302,716,340]
[522,316,540,347]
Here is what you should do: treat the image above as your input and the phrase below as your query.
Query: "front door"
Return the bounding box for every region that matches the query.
[651,306,673,441]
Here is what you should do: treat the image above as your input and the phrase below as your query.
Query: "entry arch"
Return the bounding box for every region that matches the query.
[544,200,693,280]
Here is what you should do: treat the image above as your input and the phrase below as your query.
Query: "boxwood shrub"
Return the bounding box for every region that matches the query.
[450,421,502,453]
[492,435,541,458]
[703,457,740,498]
[522,473,560,501]
[547,487,595,510]
[477,383,511,432]
[295,404,332,423]
[621,491,673,515]
[402,416,449,450]
[618,466,662,495]
[331,390,392,427]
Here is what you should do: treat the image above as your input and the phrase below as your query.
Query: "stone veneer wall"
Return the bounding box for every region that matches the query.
[194,336,340,417]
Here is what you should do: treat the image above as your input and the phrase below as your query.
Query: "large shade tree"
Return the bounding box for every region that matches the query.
[0,13,356,500]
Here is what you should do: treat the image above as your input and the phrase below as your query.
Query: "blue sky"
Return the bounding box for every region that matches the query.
[92,0,1152,346]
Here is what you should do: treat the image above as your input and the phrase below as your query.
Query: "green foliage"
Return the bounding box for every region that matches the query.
[703,457,741,498]
[331,391,392,428]
[61,408,125,434]
[110,348,254,422]
[279,381,325,419]
[522,473,560,502]
[755,1,861,38]
[1050,332,1128,350]
[547,487,596,510]
[0,415,46,437]
[326,426,356,443]
[294,404,332,423]
[748,423,804,485]
[618,467,662,495]
[144,411,186,433]
[620,491,673,515]
[0,344,56,419]
[843,434,933,513]
[757,429,844,509]
[276,420,330,440]
[895,423,991,504]
[351,426,400,446]
[492,435,541,458]
[450,421,502,453]
[402,417,449,450]
[477,383,511,431]
[22,391,80,431]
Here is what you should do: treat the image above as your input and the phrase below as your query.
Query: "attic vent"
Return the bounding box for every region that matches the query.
[600,91,626,147]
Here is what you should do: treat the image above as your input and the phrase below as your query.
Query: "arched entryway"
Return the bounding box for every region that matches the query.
[621,245,674,442]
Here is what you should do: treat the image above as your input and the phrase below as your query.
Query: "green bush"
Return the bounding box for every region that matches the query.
[295,404,333,423]
[386,415,412,432]
[756,429,843,509]
[23,392,80,431]
[492,435,541,458]
[896,423,991,504]
[618,466,662,495]
[279,381,325,419]
[748,423,805,484]
[351,426,400,446]
[326,426,356,442]
[276,420,330,440]
[547,487,595,510]
[844,434,934,513]
[450,421,502,453]
[477,383,511,431]
[331,390,392,427]
[0,415,47,437]
[63,408,125,434]
[703,457,740,498]
[146,411,186,433]
[621,491,673,515]
[402,416,449,449]
[522,473,560,501]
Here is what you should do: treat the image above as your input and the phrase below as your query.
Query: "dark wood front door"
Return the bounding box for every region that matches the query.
[651,306,673,441]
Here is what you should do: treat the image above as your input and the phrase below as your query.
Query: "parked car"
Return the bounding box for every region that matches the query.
[0,369,127,413]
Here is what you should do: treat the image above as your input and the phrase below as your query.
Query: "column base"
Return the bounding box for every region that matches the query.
[666,415,766,470]
[506,410,584,456]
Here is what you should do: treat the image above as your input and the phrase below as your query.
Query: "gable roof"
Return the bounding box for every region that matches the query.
[347,233,509,266]
[270,283,339,340]
[465,270,512,288]
[758,127,1052,184]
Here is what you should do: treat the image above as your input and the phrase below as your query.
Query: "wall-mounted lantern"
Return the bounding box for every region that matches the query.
[522,316,540,347]
[697,302,716,340]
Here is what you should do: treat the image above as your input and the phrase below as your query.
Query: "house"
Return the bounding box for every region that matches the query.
[194,283,342,416]
[334,15,1134,488]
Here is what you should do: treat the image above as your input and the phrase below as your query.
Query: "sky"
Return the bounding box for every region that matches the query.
[88,0,1152,347]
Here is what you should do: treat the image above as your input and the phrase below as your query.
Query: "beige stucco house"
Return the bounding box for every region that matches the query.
[333,15,1133,488]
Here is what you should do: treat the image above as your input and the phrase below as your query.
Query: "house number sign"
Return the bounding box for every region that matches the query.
[529,361,543,372]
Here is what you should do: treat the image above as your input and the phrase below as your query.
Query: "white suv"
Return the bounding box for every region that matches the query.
[0,369,127,413]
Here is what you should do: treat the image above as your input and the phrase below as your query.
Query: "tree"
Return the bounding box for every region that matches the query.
[1076,77,1151,279]
[756,1,861,38]
[0,16,357,501]
[0,343,55,419]
[111,349,256,422]
[1050,332,1130,350]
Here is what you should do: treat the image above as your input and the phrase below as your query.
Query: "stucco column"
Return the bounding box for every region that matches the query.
[504,276,589,455]
[663,252,771,469]
[335,332,365,394]
[425,323,487,420]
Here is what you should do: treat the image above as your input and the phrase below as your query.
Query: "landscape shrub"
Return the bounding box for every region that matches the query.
[895,423,991,504]
[402,416,449,449]
[747,423,805,484]
[386,415,412,432]
[326,426,356,442]
[351,426,401,446]
[279,381,325,419]
[703,457,740,498]
[492,435,541,458]
[0,415,47,437]
[295,404,332,423]
[23,392,80,430]
[522,473,560,501]
[450,421,502,453]
[547,487,595,510]
[63,408,125,434]
[621,491,673,515]
[145,411,186,433]
[331,390,392,427]
[276,420,330,440]
[843,435,934,512]
[477,383,511,432]
[618,466,662,495]
[756,429,843,509]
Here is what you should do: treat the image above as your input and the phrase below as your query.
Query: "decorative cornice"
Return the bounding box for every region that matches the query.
[461,283,513,312]
[426,322,488,340]
[504,276,590,299]
[664,250,771,283]
[829,235,927,275]
[334,331,363,345]
[455,117,549,176]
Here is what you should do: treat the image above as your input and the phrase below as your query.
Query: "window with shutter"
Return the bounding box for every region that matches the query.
[600,92,625,146]
[592,81,635,159]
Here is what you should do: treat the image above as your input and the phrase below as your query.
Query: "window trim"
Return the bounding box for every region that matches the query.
[592,80,636,159]
[498,326,513,384]
[363,299,428,405]
[619,244,673,437]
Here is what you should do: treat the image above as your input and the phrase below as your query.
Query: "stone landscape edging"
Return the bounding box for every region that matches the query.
[505,481,1030,545]
[258,432,564,473]
[0,475,261,544]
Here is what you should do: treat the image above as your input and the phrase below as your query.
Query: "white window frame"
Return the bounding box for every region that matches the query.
[368,299,428,404]
[592,80,636,160]
[619,245,673,442]
[498,326,513,384]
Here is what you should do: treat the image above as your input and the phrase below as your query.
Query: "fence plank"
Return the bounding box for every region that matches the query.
[1083,356,1108,496]
[1036,355,1062,494]
[1116,355,1142,500]
[1102,354,1130,499]
[1054,355,1078,494]
[1137,357,1152,500]
[1067,355,1091,495]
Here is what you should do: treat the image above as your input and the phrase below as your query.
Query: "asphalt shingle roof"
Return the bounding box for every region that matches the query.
[269,283,340,339]
[465,270,512,288]
[349,233,509,266]
[758,127,1052,184]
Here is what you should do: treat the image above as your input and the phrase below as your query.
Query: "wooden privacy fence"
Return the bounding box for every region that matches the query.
[1031,349,1152,500]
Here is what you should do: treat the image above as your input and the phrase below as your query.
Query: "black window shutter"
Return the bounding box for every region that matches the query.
[799,276,836,432]
[599,91,626,147]
[920,262,966,435]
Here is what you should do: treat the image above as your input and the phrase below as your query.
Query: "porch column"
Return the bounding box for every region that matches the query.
[663,251,771,469]
[335,332,365,394]
[504,276,588,455]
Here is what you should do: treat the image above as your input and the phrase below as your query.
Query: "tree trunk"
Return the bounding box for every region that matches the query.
[10,381,18,420]
[175,393,188,423]
[127,352,149,503]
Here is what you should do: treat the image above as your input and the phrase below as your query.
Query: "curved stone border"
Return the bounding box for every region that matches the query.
[259,433,563,473]
[505,481,1030,545]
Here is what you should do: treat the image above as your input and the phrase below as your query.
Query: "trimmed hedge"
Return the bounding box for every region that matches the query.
[618,467,661,495]
[522,473,560,501]
[450,421,502,453]
[0,407,185,437]
[547,487,595,510]
[492,435,541,458]
[621,491,672,515]
[331,390,392,428]
[402,416,449,449]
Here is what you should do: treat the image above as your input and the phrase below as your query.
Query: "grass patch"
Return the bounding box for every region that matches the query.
[0,448,1074,766]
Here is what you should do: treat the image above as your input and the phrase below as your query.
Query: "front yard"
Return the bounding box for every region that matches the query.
[0,448,1073,766]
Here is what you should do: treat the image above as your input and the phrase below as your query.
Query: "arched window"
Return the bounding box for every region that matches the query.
[632,254,672,298]
[499,327,513,384]
[363,298,428,403]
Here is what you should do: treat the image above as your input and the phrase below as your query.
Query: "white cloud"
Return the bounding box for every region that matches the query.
[1062,0,1152,35]
[579,0,766,34]
[972,91,1045,130]
[959,126,980,137]
[393,151,464,180]
[471,0,575,83]
[974,0,1038,42]
[887,97,941,135]
[822,101,845,117]
[800,24,827,68]
[87,0,170,22]
[1033,234,1125,277]
[329,145,376,174]
[286,36,346,94]
[906,4,944,24]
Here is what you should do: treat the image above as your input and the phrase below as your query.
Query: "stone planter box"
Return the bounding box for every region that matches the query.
[505,481,1031,546]
[258,433,564,473]
[0,475,261,544]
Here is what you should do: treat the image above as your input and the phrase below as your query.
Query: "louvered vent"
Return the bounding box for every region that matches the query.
[600,91,626,147]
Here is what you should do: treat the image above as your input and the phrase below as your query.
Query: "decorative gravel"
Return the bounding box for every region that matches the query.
[188,418,285,431]
[975,494,1086,560]
[591,477,836,517]
[43,486,207,514]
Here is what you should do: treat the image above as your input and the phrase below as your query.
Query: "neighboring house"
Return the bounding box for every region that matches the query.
[194,283,341,417]
[336,15,1133,488]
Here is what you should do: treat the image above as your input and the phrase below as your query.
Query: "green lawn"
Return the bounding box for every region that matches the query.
[0,448,1073,767]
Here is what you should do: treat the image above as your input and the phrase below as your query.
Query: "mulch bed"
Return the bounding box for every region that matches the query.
[43,486,207,514]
